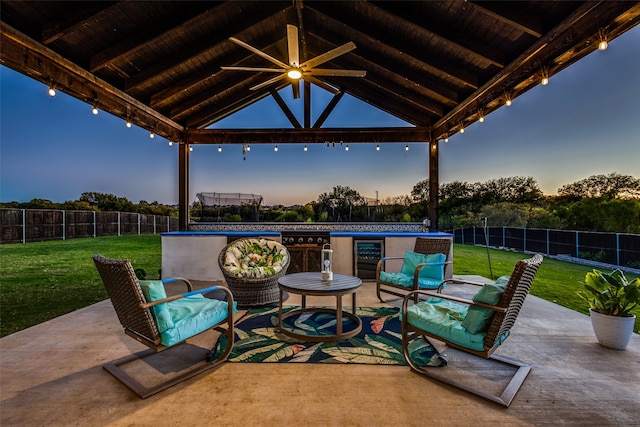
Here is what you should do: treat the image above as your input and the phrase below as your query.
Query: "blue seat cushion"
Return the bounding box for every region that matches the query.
[460,282,506,334]
[140,280,235,346]
[404,298,487,352]
[379,271,443,289]
[161,295,233,346]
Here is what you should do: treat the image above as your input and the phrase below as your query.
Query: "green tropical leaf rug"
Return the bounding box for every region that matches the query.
[215,306,447,366]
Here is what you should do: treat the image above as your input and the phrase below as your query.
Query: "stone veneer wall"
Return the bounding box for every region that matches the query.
[189,222,424,233]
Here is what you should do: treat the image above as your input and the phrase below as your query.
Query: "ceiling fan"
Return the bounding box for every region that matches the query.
[221,24,366,99]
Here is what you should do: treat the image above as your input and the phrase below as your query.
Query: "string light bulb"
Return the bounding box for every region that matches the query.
[246,145,251,152]
[541,68,549,86]
[405,144,409,151]
[168,141,173,146]
[274,145,278,152]
[91,103,99,115]
[376,144,380,151]
[345,144,349,151]
[598,29,608,51]
[125,119,132,128]
[149,131,154,139]
[217,145,222,152]
[304,145,308,152]
[48,85,56,97]
[444,137,449,143]
[459,124,465,134]
[505,93,512,106]
[189,145,193,152]
[478,110,485,123]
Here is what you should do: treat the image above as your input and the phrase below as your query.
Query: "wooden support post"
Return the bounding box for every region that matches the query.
[429,141,439,230]
[178,143,190,231]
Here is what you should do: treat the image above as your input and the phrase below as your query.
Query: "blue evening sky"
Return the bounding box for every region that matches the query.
[1,26,638,206]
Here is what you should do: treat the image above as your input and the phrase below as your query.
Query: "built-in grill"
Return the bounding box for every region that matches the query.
[281,231,330,273]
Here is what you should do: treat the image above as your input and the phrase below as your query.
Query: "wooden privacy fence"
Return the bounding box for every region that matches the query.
[0,209,179,244]
[454,227,640,269]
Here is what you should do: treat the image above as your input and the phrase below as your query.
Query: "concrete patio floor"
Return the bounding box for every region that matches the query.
[1,277,639,426]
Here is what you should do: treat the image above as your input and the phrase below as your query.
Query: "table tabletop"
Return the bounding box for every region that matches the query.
[278,272,362,294]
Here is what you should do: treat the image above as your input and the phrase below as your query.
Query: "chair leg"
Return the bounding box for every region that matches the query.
[402,329,531,407]
[104,323,234,399]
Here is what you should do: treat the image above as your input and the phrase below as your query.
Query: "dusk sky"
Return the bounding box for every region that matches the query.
[1,26,638,207]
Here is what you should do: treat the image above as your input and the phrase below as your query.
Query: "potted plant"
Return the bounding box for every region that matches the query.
[577,269,639,350]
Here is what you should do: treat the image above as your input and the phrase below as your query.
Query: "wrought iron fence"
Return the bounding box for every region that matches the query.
[453,227,640,268]
[0,209,179,244]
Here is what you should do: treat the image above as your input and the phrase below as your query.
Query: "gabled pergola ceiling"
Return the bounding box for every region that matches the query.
[1,0,639,145]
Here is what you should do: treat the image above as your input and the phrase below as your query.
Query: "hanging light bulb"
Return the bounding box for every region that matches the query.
[478,110,485,123]
[444,137,449,143]
[48,86,56,97]
[92,104,99,115]
[189,145,193,152]
[376,144,380,151]
[459,124,465,134]
[598,29,608,51]
[125,118,132,128]
[218,145,222,152]
[505,93,512,106]
[246,145,251,152]
[274,145,278,152]
[405,145,409,151]
[304,145,308,152]
[149,131,155,139]
[168,141,173,146]
[345,144,349,151]
[541,67,549,86]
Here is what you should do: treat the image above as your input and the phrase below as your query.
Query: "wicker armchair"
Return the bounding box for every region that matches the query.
[93,254,235,399]
[376,237,452,303]
[218,238,290,307]
[401,254,543,407]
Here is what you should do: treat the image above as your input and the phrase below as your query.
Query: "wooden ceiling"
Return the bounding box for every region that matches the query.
[2,1,639,145]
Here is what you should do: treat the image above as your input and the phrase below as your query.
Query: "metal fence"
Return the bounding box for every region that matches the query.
[0,209,180,244]
[453,227,640,268]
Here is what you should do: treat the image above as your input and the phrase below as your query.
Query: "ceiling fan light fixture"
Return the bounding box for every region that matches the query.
[287,68,302,79]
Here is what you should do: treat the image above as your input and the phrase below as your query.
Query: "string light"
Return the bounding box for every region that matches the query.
[218,145,222,152]
[598,29,608,51]
[478,110,485,123]
[149,131,154,139]
[274,145,278,152]
[125,118,132,128]
[246,145,251,152]
[405,144,409,151]
[48,85,56,97]
[91,102,99,115]
[189,145,193,152]
[304,145,308,151]
[541,67,549,86]
[376,144,380,151]
[505,93,512,106]
[459,124,465,134]
[168,141,173,146]
[345,144,349,151]
[444,137,449,143]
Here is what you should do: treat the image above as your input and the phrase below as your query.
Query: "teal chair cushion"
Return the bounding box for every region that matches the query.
[161,296,233,347]
[400,251,446,281]
[403,298,487,352]
[139,280,174,332]
[379,271,443,289]
[460,282,506,334]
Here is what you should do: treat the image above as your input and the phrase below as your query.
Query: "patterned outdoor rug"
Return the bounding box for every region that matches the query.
[215,306,447,366]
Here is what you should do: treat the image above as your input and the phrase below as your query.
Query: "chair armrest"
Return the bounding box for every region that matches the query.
[401,289,507,314]
[141,285,232,308]
[161,276,193,292]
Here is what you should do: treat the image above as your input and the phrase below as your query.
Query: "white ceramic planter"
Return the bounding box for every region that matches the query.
[589,308,636,350]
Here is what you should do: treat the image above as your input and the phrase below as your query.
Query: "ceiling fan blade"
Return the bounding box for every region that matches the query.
[229,37,289,69]
[301,42,356,69]
[308,69,366,77]
[221,66,284,73]
[292,79,300,99]
[304,75,340,95]
[287,24,299,67]
[250,73,288,91]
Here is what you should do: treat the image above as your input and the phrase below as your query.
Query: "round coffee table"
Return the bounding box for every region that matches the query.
[277,272,363,342]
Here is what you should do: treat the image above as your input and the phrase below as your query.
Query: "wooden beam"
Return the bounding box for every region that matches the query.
[1,22,184,142]
[270,89,301,128]
[42,2,118,44]
[187,127,431,144]
[178,143,190,231]
[470,2,543,38]
[429,141,439,230]
[313,91,344,128]
[304,80,311,128]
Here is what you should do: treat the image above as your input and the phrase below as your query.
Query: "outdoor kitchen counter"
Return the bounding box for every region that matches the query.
[161,231,452,281]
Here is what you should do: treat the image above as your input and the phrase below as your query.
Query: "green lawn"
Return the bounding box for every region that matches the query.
[0,235,637,337]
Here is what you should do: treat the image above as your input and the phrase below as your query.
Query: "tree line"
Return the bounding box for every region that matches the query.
[3,173,639,233]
